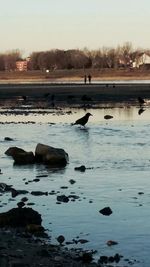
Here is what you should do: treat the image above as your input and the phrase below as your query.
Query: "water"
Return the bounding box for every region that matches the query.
[0,107,150,266]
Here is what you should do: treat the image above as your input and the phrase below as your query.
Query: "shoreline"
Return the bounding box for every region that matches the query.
[0,227,98,267]
[0,226,125,267]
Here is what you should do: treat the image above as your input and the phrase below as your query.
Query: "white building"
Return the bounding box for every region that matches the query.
[133,53,150,68]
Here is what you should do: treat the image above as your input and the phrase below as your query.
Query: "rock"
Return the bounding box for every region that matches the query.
[56,235,65,245]
[38,249,50,257]
[54,256,64,262]
[99,207,112,216]
[27,203,35,206]
[79,252,93,263]
[107,240,118,246]
[31,191,48,196]
[68,195,80,200]
[74,165,86,172]
[5,147,26,157]
[11,189,28,198]
[17,201,25,208]
[4,137,14,141]
[114,253,121,263]
[0,207,42,227]
[26,224,45,234]
[138,192,144,195]
[13,152,35,165]
[0,183,12,193]
[35,143,69,167]
[11,188,18,197]
[99,256,108,264]
[69,179,76,184]
[33,178,40,182]
[78,239,89,244]
[36,174,48,178]
[56,195,69,203]
[104,115,113,120]
[5,146,35,165]
[21,197,28,202]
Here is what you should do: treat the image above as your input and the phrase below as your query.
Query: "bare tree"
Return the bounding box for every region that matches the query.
[4,50,22,71]
[0,54,5,71]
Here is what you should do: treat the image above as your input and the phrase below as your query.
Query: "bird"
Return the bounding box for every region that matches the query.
[72,112,92,126]
[137,97,145,106]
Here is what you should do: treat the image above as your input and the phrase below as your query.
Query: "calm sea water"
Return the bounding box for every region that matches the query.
[0,106,150,266]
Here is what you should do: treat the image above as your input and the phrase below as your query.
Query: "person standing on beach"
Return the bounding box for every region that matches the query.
[84,75,87,84]
[88,74,92,84]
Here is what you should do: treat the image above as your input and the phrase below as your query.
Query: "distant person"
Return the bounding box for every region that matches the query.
[88,74,92,84]
[84,75,87,84]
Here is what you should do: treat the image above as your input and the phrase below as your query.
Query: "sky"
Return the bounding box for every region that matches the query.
[1,0,150,56]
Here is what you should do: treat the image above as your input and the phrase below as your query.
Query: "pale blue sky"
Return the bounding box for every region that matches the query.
[1,0,150,56]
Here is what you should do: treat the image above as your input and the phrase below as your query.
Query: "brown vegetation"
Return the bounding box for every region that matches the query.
[0,68,150,82]
[0,42,150,74]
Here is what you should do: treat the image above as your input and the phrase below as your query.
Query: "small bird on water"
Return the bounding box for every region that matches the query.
[72,112,92,126]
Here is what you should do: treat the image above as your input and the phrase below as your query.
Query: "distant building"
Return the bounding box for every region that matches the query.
[16,57,30,71]
[132,52,150,68]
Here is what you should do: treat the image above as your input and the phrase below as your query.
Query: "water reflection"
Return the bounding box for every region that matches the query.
[0,106,150,123]
[74,126,90,147]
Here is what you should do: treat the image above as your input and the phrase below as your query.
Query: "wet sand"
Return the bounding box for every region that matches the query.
[0,83,150,107]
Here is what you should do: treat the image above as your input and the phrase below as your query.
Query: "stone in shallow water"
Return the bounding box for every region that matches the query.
[5,147,26,157]
[104,115,113,120]
[35,143,69,167]
[74,165,86,172]
[99,206,112,216]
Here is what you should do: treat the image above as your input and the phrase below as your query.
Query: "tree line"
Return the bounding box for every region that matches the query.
[0,43,149,71]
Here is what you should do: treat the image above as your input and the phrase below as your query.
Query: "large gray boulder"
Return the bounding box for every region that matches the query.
[35,143,69,167]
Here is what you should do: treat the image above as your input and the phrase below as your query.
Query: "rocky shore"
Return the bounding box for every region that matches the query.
[0,227,125,267]
[0,206,123,267]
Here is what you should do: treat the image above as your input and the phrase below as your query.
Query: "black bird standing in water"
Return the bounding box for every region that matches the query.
[137,97,145,106]
[72,112,92,126]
